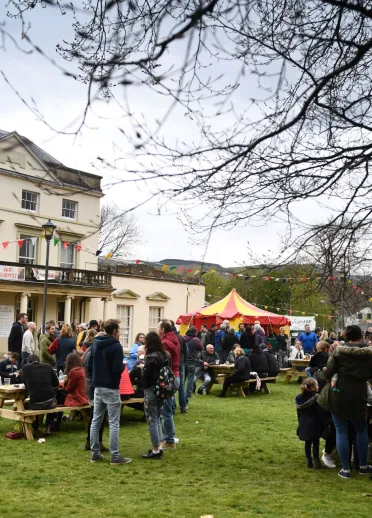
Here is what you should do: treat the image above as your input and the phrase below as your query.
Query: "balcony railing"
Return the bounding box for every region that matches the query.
[0,261,112,289]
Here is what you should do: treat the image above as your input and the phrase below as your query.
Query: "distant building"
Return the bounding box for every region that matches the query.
[0,130,205,352]
[345,307,372,333]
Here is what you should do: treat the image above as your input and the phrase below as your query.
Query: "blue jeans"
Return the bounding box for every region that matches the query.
[332,413,369,470]
[21,352,29,368]
[178,365,187,411]
[195,368,212,391]
[144,388,164,448]
[161,377,180,443]
[90,387,121,460]
[305,367,312,378]
[186,364,197,397]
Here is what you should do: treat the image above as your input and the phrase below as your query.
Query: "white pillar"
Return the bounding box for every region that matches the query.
[64,295,73,324]
[84,298,91,323]
[20,293,28,314]
[102,297,111,322]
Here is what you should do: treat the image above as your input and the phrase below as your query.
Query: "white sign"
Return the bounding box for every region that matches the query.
[0,305,14,338]
[0,265,25,281]
[285,316,316,331]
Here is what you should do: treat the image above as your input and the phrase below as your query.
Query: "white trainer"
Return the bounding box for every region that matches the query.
[321,450,336,468]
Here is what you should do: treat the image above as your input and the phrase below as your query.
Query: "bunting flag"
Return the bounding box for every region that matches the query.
[95,250,102,256]
[178,267,185,272]
[106,252,113,259]
[2,241,9,249]
[194,270,200,275]
[63,242,70,249]
[170,266,177,271]
[162,265,168,271]
[201,271,207,276]
[136,259,141,264]
[30,237,38,247]
[186,269,193,274]
[76,245,82,253]
[53,238,60,247]
[17,239,24,247]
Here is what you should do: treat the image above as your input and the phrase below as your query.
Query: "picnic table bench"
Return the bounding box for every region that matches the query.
[206,364,278,397]
[285,359,310,384]
[0,385,144,440]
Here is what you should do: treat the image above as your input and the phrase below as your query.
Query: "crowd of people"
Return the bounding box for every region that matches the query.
[3,313,372,477]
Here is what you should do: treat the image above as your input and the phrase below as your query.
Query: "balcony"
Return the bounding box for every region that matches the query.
[0,261,112,290]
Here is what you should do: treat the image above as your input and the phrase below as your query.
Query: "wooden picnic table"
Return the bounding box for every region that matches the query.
[206,363,234,393]
[0,384,35,440]
[285,359,310,384]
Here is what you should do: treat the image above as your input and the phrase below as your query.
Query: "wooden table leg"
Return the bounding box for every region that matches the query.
[262,382,271,394]
[14,395,34,440]
[285,373,292,384]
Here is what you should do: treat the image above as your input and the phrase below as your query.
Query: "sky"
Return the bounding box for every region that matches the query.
[0,2,329,267]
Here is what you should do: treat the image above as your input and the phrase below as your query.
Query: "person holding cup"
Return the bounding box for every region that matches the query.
[0,352,20,384]
[195,344,219,395]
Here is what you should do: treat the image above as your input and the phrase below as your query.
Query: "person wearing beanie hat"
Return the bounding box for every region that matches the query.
[89,320,99,330]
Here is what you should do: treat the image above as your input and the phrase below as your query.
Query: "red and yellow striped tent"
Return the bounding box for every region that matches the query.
[177,288,291,334]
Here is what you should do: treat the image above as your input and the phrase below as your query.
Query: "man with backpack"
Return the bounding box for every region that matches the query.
[157,320,180,449]
[87,319,132,465]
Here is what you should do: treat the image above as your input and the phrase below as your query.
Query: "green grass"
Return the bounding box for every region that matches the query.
[1,378,372,518]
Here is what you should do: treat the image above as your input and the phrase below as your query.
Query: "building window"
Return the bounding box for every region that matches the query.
[116,305,133,347]
[62,199,77,219]
[357,313,363,320]
[60,244,75,269]
[19,235,36,264]
[149,306,164,331]
[367,314,372,320]
[21,190,38,212]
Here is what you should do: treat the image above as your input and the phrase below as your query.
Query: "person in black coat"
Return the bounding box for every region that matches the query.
[249,344,269,377]
[295,377,328,469]
[262,346,280,377]
[8,313,28,356]
[239,325,255,352]
[217,348,250,398]
[220,327,239,364]
[0,353,20,383]
[305,341,330,377]
[205,325,217,347]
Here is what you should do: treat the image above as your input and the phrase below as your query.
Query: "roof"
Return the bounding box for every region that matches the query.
[0,130,102,193]
[177,288,291,326]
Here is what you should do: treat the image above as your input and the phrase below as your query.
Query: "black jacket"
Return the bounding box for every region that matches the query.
[221,332,239,354]
[8,322,24,356]
[276,334,289,352]
[249,347,269,375]
[185,330,203,366]
[309,351,329,371]
[141,351,168,389]
[205,330,215,347]
[87,334,124,390]
[233,355,251,379]
[263,350,280,377]
[239,332,255,350]
[176,332,187,368]
[201,350,219,365]
[56,337,76,368]
[22,362,59,404]
[83,347,94,402]
[0,358,19,382]
[295,391,328,441]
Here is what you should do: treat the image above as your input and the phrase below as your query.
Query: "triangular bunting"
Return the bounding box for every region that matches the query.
[106,253,113,259]
[162,265,168,271]
[30,237,38,247]
[178,267,185,272]
[170,266,177,271]
[17,239,24,247]
[186,269,192,274]
[53,238,60,247]
[95,250,103,256]
[136,259,141,264]
[63,242,70,249]
[2,241,9,250]
[194,270,200,275]
[76,245,82,252]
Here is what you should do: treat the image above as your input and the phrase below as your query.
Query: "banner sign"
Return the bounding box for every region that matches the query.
[0,265,25,281]
[0,305,14,337]
[286,316,316,331]
[32,269,61,281]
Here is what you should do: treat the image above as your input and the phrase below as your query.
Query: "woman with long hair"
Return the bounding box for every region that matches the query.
[63,353,89,407]
[141,331,168,459]
[128,332,146,370]
[48,324,76,375]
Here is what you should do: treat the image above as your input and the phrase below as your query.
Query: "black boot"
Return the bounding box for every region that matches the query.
[313,457,322,469]
[306,458,313,469]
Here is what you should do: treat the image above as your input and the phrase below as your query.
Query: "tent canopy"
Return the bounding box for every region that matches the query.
[177,289,291,330]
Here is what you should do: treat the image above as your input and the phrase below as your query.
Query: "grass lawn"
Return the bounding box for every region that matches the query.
[1,377,372,518]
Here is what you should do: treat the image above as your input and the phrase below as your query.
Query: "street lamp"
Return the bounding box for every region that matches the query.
[41,219,56,333]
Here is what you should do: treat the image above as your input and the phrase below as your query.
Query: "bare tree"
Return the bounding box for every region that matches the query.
[3,0,372,264]
[99,203,141,257]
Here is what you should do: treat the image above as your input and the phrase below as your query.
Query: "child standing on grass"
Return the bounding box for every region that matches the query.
[295,377,328,469]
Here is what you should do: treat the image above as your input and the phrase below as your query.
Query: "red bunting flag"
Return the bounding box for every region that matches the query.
[186,269,192,274]
[136,259,141,264]
[76,245,82,252]
[63,242,70,249]
[17,239,24,247]
[178,267,185,272]
[2,241,9,249]
[232,274,237,278]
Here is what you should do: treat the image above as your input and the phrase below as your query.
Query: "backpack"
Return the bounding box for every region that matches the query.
[153,356,176,400]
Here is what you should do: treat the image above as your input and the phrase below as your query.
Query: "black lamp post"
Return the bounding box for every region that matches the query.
[41,219,56,333]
